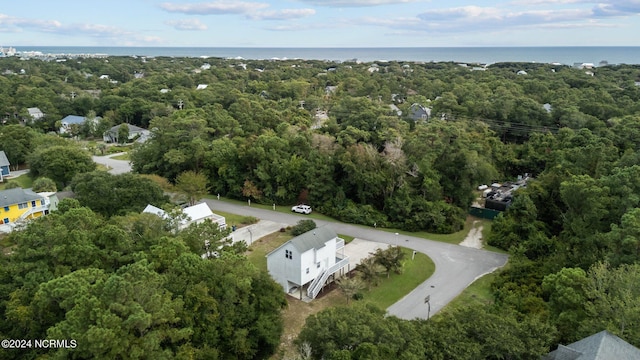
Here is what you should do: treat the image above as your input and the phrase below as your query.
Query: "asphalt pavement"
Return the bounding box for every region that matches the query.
[92,153,133,175]
[203,199,508,320]
[82,156,508,320]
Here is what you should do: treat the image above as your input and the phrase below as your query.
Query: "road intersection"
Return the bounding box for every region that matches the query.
[204,199,508,320]
[86,151,508,319]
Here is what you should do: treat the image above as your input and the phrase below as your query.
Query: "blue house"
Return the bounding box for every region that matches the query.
[0,150,10,179]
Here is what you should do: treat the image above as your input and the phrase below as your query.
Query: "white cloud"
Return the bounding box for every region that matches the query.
[0,13,63,32]
[249,8,316,20]
[0,13,163,45]
[354,1,640,35]
[295,0,423,6]
[159,1,269,15]
[165,19,208,30]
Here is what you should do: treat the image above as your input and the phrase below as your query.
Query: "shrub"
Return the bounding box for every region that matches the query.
[291,219,317,236]
[4,181,21,189]
[240,216,259,225]
[32,177,57,192]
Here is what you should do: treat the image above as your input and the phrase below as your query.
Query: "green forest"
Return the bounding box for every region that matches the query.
[1,55,640,359]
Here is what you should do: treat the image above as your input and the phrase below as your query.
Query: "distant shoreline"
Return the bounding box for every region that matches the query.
[4,46,640,65]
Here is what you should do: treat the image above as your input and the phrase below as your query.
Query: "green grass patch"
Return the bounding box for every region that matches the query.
[106,145,132,154]
[212,210,261,228]
[338,234,354,244]
[246,231,293,271]
[440,270,499,314]
[0,174,34,190]
[110,153,130,161]
[361,248,435,309]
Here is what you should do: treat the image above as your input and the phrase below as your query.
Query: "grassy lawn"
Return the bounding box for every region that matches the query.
[439,270,500,314]
[0,174,33,190]
[247,231,435,359]
[246,231,293,271]
[212,210,260,229]
[360,248,435,309]
[339,234,355,244]
[110,153,130,161]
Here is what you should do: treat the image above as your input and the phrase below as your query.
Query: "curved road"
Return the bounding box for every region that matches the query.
[86,154,508,319]
[204,199,508,320]
[92,153,132,175]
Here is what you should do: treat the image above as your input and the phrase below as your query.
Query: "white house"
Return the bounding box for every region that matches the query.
[103,124,150,143]
[142,203,226,231]
[267,226,349,300]
[27,107,44,121]
[59,115,87,134]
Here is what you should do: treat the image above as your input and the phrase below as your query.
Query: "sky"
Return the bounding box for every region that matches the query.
[2,0,640,48]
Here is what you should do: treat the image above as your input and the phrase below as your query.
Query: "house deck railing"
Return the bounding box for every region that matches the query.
[307,256,350,299]
[336,238,345,250]
[17,205,48,222]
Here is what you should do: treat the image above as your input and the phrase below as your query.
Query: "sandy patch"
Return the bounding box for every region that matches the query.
[459,220,484,249]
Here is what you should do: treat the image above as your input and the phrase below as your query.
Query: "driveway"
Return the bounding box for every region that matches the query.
[227,220,286,246]
[203,199,508,320]
[92,153,132,175]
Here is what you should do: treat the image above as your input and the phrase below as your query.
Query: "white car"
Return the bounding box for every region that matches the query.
[291,204,312,214]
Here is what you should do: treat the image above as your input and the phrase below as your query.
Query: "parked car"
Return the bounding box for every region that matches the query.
[291,204,312,214]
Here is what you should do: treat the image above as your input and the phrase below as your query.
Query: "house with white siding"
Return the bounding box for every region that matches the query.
[142,203,226,231]
[267,226,349,300]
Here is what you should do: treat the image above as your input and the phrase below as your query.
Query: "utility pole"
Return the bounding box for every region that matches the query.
[424,295,431,320]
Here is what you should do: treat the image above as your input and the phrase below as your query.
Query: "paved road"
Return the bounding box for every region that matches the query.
[92,153,133,175]
[204,199,508,320]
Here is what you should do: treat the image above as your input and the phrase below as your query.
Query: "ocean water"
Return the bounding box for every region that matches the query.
[10,46,640,65]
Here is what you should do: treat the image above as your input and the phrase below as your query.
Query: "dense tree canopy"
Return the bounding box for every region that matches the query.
[3,55,640,357]
[70,171,169,217]
[0,203,286,360]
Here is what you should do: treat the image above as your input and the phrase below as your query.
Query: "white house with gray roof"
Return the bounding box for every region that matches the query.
[27,107,44,122]
[142,203,226,231]
[103,123,151,143]
[267,226,349,299]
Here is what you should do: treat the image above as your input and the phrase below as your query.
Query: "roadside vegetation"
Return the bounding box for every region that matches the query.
[2,54,640,358]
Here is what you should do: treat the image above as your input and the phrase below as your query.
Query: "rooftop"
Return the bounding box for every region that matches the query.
[0,188,44,207]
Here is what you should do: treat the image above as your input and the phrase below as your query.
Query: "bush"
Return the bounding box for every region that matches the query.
[4,181,21,189]
[291,219,317,236]
[240,216,258,225]
[32,177,57,192]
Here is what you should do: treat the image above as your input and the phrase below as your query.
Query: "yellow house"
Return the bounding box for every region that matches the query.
[0,188,49,233]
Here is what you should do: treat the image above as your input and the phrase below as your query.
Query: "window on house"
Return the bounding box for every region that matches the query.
[285,250,292,260]
[3,218,8,224]
[317,262,321,268]
[18,203,28,209]
[3,206,8,212]
[306,268,309,274]
[41,199,45,206]
[31,201,36,207]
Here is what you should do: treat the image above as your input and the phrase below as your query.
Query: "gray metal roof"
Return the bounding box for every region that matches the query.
[108,123,147,133]
[61,115,86,124]
[289,226,337,253]
[0,150,9,167]
[0,188,43,208]
[545,331,640,360]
